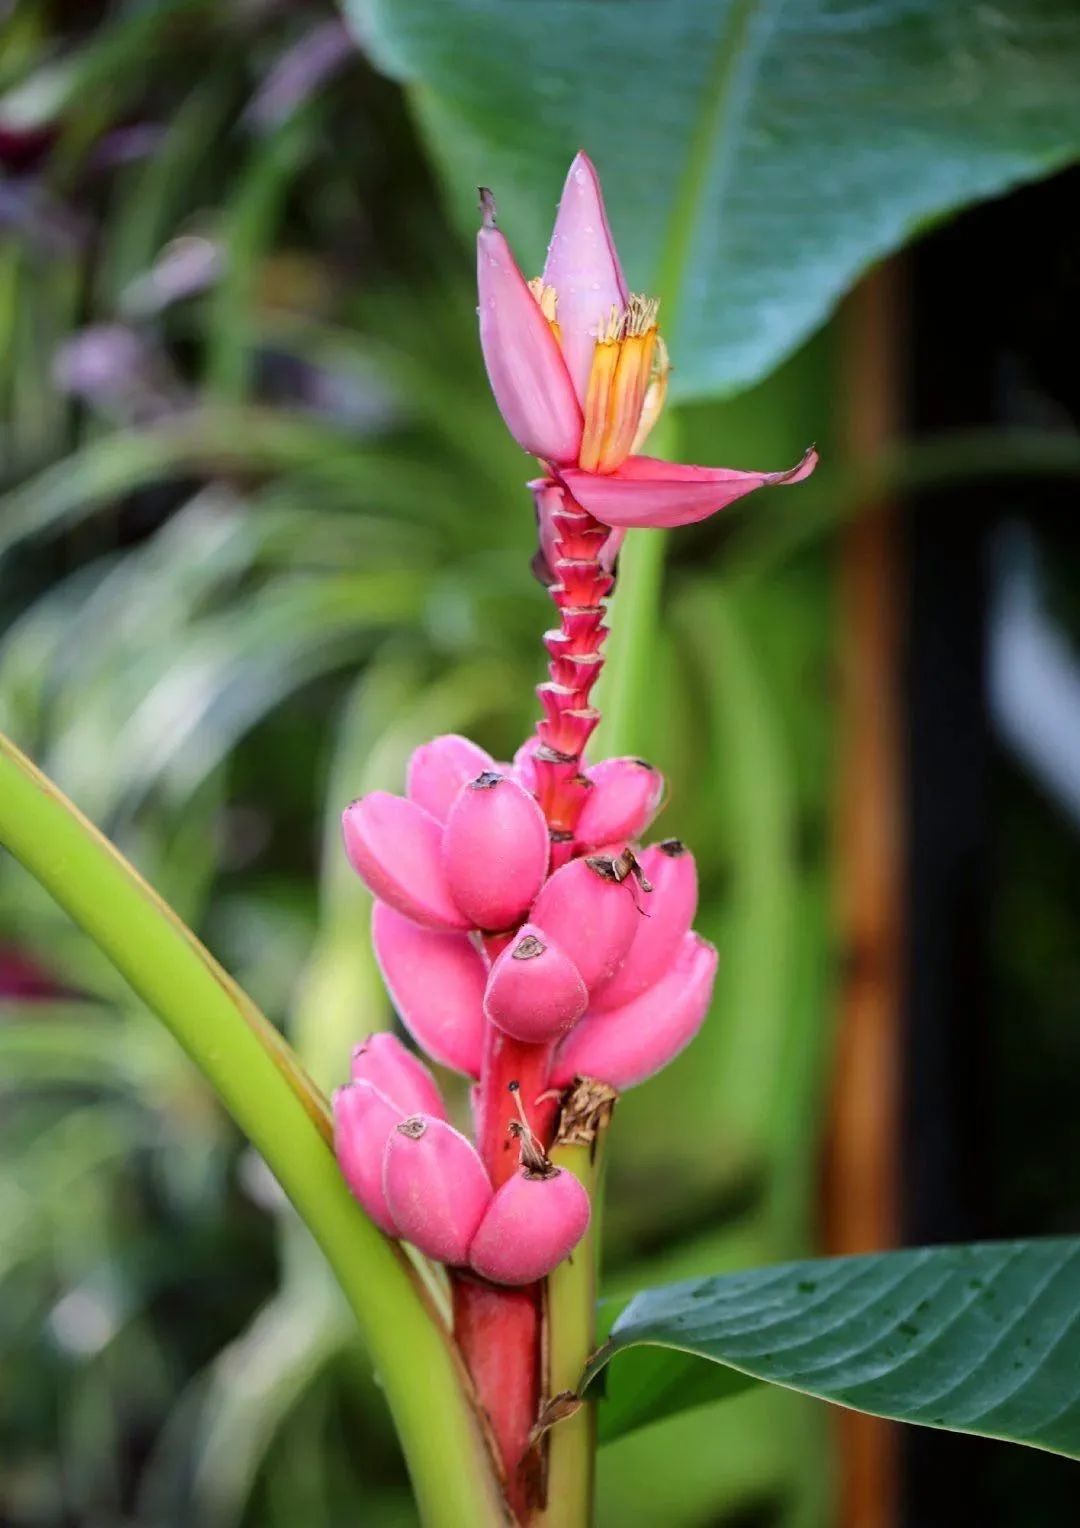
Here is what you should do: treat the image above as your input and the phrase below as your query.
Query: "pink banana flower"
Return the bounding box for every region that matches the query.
[477,151,816,530]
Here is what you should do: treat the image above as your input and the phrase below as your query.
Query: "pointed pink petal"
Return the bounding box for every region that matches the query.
[542,152,628,406]
[558,446,818,529]
[477,213,582,465]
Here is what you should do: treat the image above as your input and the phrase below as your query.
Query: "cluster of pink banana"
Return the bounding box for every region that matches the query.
[332,731,717,1284]
[336,1035,590,1286]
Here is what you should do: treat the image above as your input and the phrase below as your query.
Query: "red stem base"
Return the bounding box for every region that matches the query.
[456,1029,559,1511]
[452,1276,542,1520]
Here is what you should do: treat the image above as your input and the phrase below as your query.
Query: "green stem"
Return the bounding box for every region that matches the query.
[540,1146,602,1525]
[591,413,679,762]
[540,1089,614,1528]
[0,732,504,1528]
[591,528,668,762]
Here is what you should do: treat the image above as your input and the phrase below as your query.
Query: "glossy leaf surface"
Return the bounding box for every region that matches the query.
[588,1240,1080,1455]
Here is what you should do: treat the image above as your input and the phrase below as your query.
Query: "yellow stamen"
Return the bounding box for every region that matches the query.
[597,328,656,471]
[528,277,562,344]
[631,333,670,454]
[527,278,558,322]
[595,304,623,345]
[578,341,620,471]
[621,293,660,338]
[579,293,662,473]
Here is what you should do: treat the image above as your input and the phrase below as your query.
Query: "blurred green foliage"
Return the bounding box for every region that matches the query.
[0,9,526,1524]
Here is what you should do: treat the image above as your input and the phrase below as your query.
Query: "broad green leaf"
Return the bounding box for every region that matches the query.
[586,1240,1080,1456]
[358,0,1080,398]
[595,1341,756,1445]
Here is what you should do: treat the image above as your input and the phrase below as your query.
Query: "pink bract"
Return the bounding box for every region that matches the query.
[477,203,582,465]
[541,151,628,407]
[556,447,819,529]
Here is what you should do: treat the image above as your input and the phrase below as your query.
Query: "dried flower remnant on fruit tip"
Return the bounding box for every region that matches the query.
[507,1082,559,1179]
[586,847,652,894]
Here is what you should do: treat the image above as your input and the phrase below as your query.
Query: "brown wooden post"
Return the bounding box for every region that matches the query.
[823,264,904,1528]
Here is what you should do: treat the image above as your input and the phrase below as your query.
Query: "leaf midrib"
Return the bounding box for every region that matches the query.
[655,0,785,335]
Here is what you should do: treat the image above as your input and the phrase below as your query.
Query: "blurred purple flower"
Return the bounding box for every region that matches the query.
[245,19,356,133]
[88,123,168,172]
[0,181,87,255]
[53,324,181,421]
[121,235,225,318]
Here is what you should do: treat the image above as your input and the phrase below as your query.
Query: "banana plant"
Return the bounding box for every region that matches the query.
[3,153,1078,1527]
